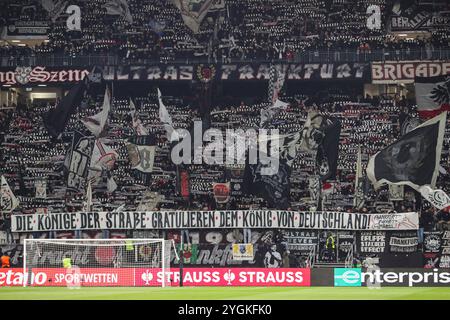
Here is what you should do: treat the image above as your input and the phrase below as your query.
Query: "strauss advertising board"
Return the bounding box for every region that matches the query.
[0,268,311,287]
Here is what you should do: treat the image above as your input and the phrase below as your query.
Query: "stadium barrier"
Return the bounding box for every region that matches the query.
[2,268,450,287]
[1,48,450,67]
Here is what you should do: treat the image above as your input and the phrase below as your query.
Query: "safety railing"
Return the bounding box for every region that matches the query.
[0,48,449,67]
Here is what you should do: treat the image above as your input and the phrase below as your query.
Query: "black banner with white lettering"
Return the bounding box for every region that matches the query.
[357,231,387,255]
[0,63,368,86]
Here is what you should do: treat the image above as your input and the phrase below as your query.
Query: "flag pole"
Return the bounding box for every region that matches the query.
[0,175,3,221]
[179,229,184,287]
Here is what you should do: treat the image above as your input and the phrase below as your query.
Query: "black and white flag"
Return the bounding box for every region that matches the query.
[367,112,447,190]
[82,87,111,137]
[40,0,67,22]
[0,176,19,212]
[244,132,299,209]
[244,158,291,209]
[158,88,179,142]
[67,132,95,192]
[172,0,215,33]
[104,0,133,24]
[127,135,156,185]
[35,180,47,199]
[298,112,326,154]
[419,186,450,210]
[260,99,289,128]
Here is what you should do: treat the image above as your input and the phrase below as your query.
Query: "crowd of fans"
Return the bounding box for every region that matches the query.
[0,0,449,65]
[0,0,449,268]
[1,87,450,245]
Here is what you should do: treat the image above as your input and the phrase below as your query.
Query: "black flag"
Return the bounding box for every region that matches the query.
[244,157,291,209]
[367,112,447,190]
[43,80,86,138]
[316,117,341,181]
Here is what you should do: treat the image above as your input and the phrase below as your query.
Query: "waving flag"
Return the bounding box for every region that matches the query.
[316,117,341,181]
[419,186,450,210]
[127,135,156,185]
[67,132,95,192]
[43,80,86,138]
[260,99,289,128]
[88,139,118,186]
[130,99,149,136]
[367,112,447,190]
[415,75,450,119]
[104,0,133,24]
[158,88,179,142]
[0,176,19,212]
[172,0,215,33]
[40,0,67,22]
[82,87,111,137]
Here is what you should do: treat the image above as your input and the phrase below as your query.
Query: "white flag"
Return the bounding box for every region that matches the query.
[130,99,148,136]
[35,180,47,199]
[389,184,404,201]
[88,139,118,185]
[82,88,111,137]
[40,0,67,22]
[136,191,163,211]
[260,99,289,127]
[158,88,179,142]
[172,0,215,33]
[419,186,450,210]
[107,175,118,193]
[104,0,133,24]
[0,176,19,212]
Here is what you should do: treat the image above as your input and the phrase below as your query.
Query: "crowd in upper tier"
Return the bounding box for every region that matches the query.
[0,0,449,65]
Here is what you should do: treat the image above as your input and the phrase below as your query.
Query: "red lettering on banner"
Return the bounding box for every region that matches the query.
[59,70,68,82]
[0,67,90,85]
[29,66,51,82]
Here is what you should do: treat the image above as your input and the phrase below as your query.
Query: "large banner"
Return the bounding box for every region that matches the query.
[112,63,368,81]
[371,61,450,84]
[357,231,387,255]
[3,267,450,287]
[333,268,450,287]
[3,21,50,37]
[0,268,310,287]
[0,64,368,85]
[11,210,419,232]
[0,66,90,86]
[389,3,449,32]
